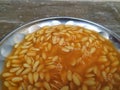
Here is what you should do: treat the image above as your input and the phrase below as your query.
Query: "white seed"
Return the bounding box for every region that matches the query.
[52,36,58,44]
[9,56,18,59]
[65,46,74,50]
[27,51,36,56]
[23,63,30,68]
[28,73,33,84]
[72,73,81,86]
[62,47,70,52]
[59,38,64,45]
[85,74,95,78]
[26,57,32,64]
[112,60,119,66]
[4,81,10,87]
[52,56,59,61]
[84,79,96,86]
[35,82,42,87]
[10,67,20,72]
[42,52,47,60]
[6,61,11,68]
[43,82,51,90]
[81,37,88,42]
[90,47,96,54]
[33,72,39,82]
[70,60,76,66]
[37,64,44,72]
[45,73,50,82]
[46,65,56,70]
[40,72,44,80]
[98,56,107,62]
[16,67,24,75]
[21,82,26,90]
[48,43,52,51]
[12,77,23,82]
[9,81,17,86]
[60,86,69,90]
[11,60,21,64]
[22,68,31,75]
[67,70,72,81]
[102,86,110,90]
[33,61,40,72]
[82,84,88,90]
[114,73,120,80]
[2,72,13,77]
[110,68,117,73]
[102,71,107,79]
[27,85,33,90]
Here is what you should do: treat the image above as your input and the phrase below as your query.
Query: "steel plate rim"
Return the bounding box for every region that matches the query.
[0,16,120,44]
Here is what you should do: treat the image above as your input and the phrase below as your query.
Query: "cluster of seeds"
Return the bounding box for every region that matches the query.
[1,25,120,90]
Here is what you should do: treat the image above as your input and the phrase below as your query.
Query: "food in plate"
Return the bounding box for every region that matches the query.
[1,25,120,90]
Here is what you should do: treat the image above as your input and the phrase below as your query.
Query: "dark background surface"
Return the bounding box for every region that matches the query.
[0,0,120,40]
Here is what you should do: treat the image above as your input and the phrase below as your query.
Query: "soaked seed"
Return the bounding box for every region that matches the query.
[62,47,70,52]
[65,46,74,50]
[102,71,107,79]
[9,81,17,86]
[102,86,110,90]
[50,84,59,90]
[90,47,96,54]
[35,82,42,87]
[85,74,95,78]
[110,68,117,73]
[37,64,44,72]
[21,82,26,90]
[28,73,33,84]
[67,70,72,81]
[48,43,52,51]
[10,67,20,72]
[60,86,69,90]
[71,60,76,66]
[59,38,64,45]
[27,85,33,90]
[33,61,40,72]
[23,63,30,68]
[27,52,36,56]
[114,73,120,80]
[52,56,59,61]
[16,67,24,75]
[43,82,51,90]
[26,57,32,64]
[4,81,10,87]
[52,36,58,44]
[112,60,119,66]
[84,79,95,86]
[82,84,88,90]
[46,65,56,70]
[33,72,39,82]
[12,77,23,82]
[22,68,31,75]
[40,72,44,80]
[6,61,11,68]
[9,56,18,59]
[11,60,21,64]
[45,73,50,82]
[81,37,88,42]
[42,52,47,60]
[98,56,107,62]
[72,73,81,86]
[2,73,13,77]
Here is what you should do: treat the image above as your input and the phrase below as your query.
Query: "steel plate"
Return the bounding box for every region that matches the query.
[0,17,120,75]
